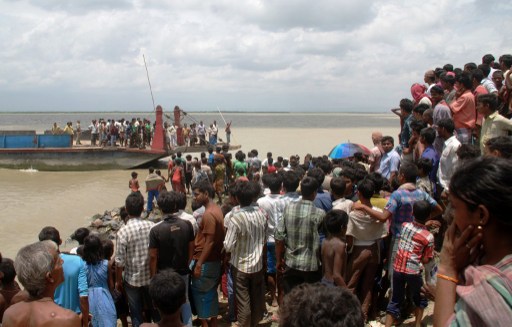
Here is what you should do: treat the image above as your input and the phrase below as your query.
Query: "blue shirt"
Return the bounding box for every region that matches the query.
[379,150,401,180]
[385,188,437,237]
[54,253,88,313]
[314,189,333,213]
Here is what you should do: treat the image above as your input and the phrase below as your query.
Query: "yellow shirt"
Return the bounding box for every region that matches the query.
[480,111,512,153]
[63,125,74,135]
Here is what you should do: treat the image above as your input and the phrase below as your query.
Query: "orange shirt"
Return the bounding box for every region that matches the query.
[450,90,476,129]
[193,204,225,262]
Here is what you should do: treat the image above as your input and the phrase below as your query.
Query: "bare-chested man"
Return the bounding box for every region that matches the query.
[2,241,80,327]
[369,132,383,172]
[321,210,348,287]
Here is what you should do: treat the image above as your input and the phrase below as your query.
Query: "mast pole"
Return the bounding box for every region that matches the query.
[143,54,156,111]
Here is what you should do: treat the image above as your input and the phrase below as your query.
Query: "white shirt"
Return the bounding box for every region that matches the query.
[438,135,461,191]
[224,206,267,273]
[178,210,198,236]
[257,193,284,243]
[481,78,498,94]
[332,198,353,214]
[167,125,177,136]
[419,97,432,108]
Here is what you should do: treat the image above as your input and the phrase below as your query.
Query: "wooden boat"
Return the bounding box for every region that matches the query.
[0,144,166,171]
[0,106,240,171]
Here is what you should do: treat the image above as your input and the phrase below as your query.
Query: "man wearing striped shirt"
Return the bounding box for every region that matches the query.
[275,177,326,294]
[257,173,284,307]
[224,181,268,327]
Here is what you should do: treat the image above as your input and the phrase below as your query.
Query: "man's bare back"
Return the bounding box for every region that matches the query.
[321,236,347,287]
[2,300,80,327]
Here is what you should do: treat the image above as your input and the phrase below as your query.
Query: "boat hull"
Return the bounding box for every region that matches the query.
[0,147,167,171]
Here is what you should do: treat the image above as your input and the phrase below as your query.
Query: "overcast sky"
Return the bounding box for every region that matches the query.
[1,0,511,112]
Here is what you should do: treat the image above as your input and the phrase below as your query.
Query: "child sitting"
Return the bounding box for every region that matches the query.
[321,209,348,287]
[385,200,434,327]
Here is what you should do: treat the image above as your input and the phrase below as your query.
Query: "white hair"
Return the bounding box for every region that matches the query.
[14,240,58,298]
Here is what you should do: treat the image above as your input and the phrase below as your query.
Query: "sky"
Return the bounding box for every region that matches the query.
[0,0,511,113]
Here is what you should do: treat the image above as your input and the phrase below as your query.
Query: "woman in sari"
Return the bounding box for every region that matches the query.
[411,83,432,107]
[434,157,512,326]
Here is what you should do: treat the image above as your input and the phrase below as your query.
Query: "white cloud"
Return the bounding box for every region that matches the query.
[0,0,511,112]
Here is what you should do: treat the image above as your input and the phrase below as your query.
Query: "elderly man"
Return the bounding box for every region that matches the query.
[2,241,80,326]
[38,227,89,327]
[424,69,436,96]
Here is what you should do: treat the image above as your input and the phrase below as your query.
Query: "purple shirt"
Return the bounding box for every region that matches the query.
[421,146,440,189]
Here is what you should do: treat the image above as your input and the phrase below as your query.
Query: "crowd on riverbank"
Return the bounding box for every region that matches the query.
[2,53,512,327]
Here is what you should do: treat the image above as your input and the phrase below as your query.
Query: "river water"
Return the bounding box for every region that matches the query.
[0,112,399,259]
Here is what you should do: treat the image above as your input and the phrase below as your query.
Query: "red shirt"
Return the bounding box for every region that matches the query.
[393,222,434,275]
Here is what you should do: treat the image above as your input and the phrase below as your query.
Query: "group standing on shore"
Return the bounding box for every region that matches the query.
[3,52,512,327]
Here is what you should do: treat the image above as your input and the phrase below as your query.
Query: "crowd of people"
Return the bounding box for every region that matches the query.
[2,52,512,327]
[51,117,155,148]
[50,115,231,151]
[165,120,232,150]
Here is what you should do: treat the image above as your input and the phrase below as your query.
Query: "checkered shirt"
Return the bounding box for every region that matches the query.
[115,217,154,287]
[275,200,325,272]
[393,222,434,275]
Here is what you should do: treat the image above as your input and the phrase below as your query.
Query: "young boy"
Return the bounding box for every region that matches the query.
[321,209,348,287]
[419,127,440,195]
[129,171,139,193]
[330,177,353,214]
[345,179,388,322]
[385,200,434,327]
[416,158,434,197]
[140,270,187,327]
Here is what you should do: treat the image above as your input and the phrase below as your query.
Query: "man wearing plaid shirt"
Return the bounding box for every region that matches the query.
[224,181,268,327]
[115,192,156,327]
[275,176,325,294]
